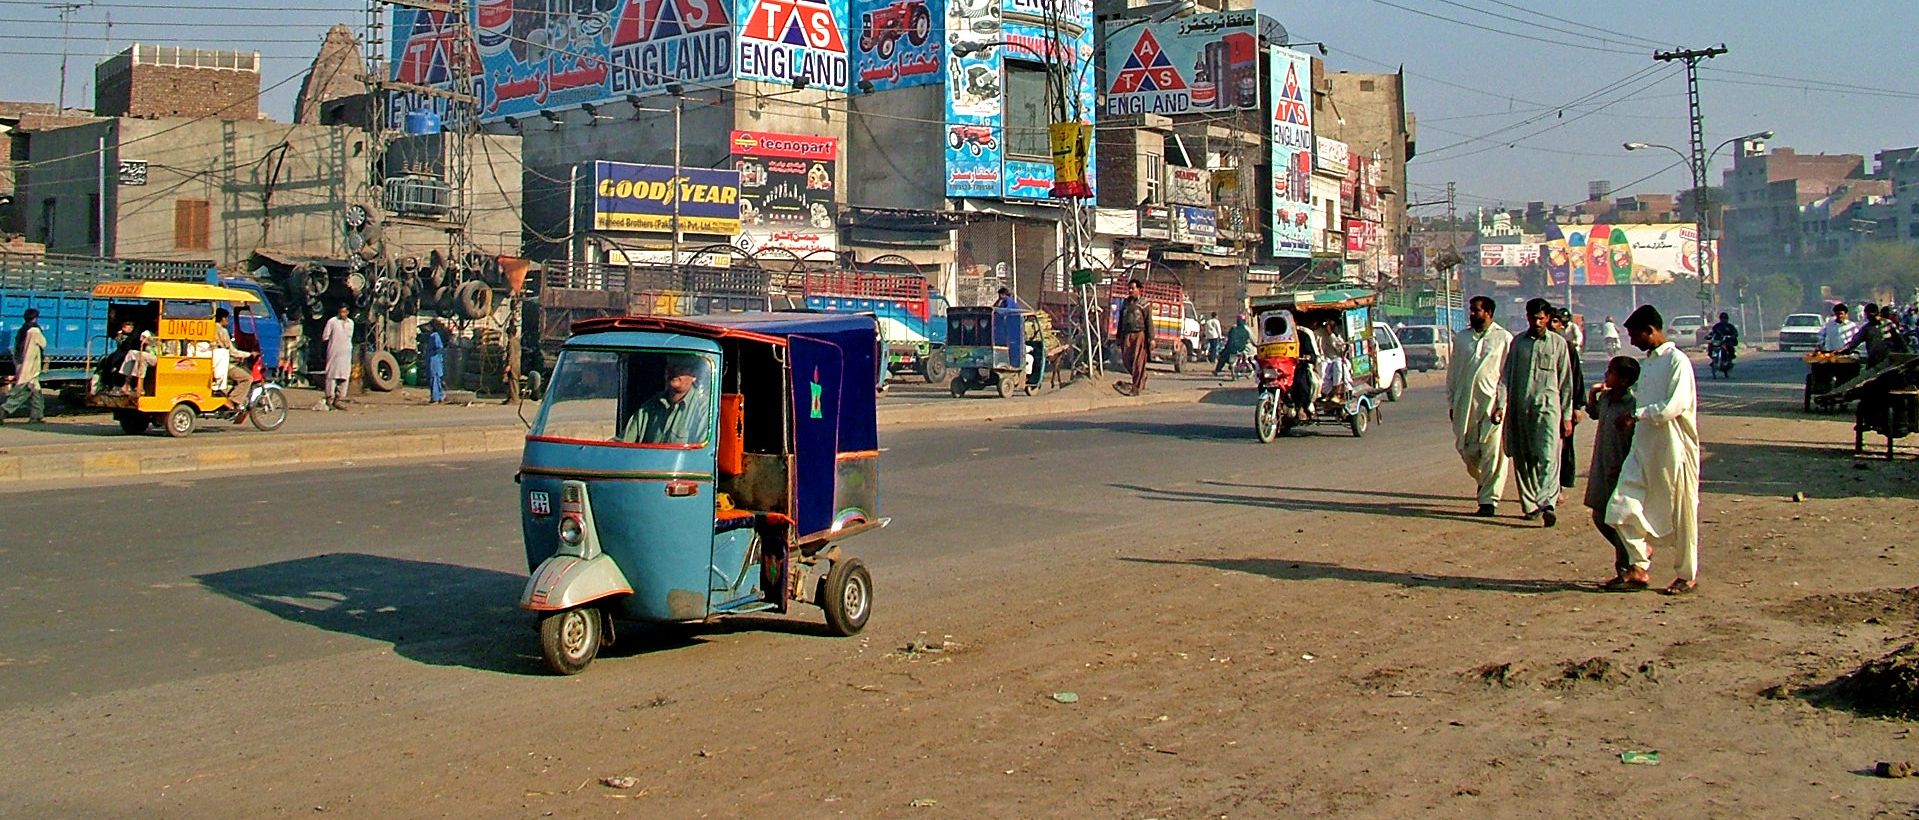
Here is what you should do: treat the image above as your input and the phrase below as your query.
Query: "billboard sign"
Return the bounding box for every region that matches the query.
[943,0,1004,196]
[1166,165,1211,206]
[1268,46,1313,259]
[850,0,941,91]
[456,0,734,123]
[390,7,473,123]
[1103,10,1259,116]
[730,130,839,254]
[1093,207,1139,237]
[736,0,851,87]
[593,161,742,234]
[1315,137,1349,176]
[1139,205,1170,240]
[1543,222,1710,286]
[1170,206,1217,245]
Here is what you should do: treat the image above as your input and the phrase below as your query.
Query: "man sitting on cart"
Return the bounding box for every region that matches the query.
[622,355,711,445]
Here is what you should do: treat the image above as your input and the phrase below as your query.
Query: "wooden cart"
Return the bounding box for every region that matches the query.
[1821,355,1919,459]
[1803,352,1863,413]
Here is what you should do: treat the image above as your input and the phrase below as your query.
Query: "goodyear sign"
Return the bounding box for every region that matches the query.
[593,161,742,235]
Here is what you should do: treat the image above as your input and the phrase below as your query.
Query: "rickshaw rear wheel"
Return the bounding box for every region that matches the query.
[538,607,601,675]
[995,374,1015,399]
[165,404,197,438]
[1349,408,1369,437]
[822,558,872,636]
[115,410,152,436]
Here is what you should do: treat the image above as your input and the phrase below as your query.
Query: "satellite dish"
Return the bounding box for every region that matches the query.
[1264,20,1290,46]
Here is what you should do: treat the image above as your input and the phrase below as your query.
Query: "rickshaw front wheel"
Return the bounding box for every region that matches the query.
[249,385,289,432]
[822,557,873,636]
[538,607,601,675]
[1255,392,1281,443]
[165,404,197,438]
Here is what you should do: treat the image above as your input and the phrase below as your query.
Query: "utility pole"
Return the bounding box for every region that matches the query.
[1444,181,1456,330]
[1655,44,1727,324]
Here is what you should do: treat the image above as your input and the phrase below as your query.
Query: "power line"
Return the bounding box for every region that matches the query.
[1458,0,1669,50]
[1430,0,1665,52]
[1418,64,1674,159]
[1358,0,1643,55]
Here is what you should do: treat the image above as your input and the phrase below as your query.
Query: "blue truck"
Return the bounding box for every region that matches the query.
[0,251,284,390]
[792,270,950,382]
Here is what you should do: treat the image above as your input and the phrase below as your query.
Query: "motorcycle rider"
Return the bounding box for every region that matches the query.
[1707,312,1739,368]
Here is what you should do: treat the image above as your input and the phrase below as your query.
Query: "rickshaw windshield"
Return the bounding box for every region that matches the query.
[534,347,717,447]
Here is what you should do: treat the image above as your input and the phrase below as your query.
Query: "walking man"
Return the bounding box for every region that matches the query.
[1114,279,1152,396]
[1503,298,1576,526]
[1,308,47,423]
[1446,296,1512,517]
[1201,312,1223,364]
[423,317,449,404]
[1606,305,1701,595]
[321,304,355,410]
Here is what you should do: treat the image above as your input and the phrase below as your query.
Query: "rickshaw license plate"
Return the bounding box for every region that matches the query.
[527,491,552,516]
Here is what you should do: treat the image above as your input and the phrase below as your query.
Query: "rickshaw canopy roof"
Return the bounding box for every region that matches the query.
[1251,287,1378,313]
[572,312,877,346]
[91,280,261,304]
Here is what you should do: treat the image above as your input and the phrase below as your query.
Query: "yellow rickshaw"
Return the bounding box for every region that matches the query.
[86,281,288,437]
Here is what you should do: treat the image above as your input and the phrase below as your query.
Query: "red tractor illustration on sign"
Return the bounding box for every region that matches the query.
[947,125,997,157]
[859,0,932,60]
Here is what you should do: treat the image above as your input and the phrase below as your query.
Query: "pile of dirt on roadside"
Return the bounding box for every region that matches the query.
[1820,642,1919,719]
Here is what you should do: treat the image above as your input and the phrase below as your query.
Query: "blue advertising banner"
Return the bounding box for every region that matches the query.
[437,0,734,123]
[1004,159,1056,200]
[851,0,942,91]
[1268,45,1313,258]
[736,0,852,88]
[593,161,743,234]
[943,0,1004,197]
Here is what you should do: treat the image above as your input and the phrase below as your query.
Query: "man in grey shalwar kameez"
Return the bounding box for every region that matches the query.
[1501,298,1576,527]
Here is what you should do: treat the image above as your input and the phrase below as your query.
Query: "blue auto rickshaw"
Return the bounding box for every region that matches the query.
[946,306,1049,398]
[516,312,885,674]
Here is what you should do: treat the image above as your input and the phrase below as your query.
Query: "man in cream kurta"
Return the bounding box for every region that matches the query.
[1447,296,1512,516]
[1606,305,1700,594]
[1502,298,1576,526]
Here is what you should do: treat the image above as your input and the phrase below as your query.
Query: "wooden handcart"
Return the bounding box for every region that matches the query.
[1803,352,1863,413]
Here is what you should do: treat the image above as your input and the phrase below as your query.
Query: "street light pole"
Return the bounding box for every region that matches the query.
[1624,126,1769,322]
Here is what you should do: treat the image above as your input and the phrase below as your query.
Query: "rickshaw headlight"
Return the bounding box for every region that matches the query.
[558,515,584,545]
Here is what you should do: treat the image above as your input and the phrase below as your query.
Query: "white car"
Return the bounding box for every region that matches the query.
[1371,322,1408,402]
[1669,314,1705,348]
[1777,313,1824,351]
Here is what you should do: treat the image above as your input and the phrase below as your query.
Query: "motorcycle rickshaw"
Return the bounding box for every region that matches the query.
[517,312,884,675]
[945,306,1052,398]
[1249,288,1384,441]
[85,281,289,437]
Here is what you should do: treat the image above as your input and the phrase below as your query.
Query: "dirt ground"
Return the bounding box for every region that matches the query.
[8,380,1918,818]
[491,407,1915,817]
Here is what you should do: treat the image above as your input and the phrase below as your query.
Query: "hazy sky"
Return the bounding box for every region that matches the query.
[1262,0,1919,215]
[5,0,1916,215]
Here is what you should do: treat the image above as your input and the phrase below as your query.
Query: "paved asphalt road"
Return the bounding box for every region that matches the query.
[0,347,1804,813]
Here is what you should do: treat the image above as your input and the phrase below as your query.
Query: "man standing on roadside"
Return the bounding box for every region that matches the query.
[1115,279,1153,396]
[1503,298,1576,526]
[1,308,47,423]
[1817,303,1857,353]
[1606,305,1701,595]
[1447,296,1512,517]
[321,304,355,410]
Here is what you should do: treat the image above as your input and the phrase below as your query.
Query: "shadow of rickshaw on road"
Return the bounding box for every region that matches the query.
[196,553,829,675]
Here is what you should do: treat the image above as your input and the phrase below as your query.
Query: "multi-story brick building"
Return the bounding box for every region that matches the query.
[94,45,262,120]
[1721,146,1865,262]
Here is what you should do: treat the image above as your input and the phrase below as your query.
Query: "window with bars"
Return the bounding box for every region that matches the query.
[1144,153,1162,203]
[175,199,210,250]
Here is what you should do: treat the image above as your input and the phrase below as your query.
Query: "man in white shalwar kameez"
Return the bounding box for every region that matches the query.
[1447,296,1513,517]
[322,304,355,410]
[1605,305,1700,594]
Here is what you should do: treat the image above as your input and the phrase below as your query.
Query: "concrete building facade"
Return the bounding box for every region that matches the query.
[1314,69,1415,286]
[1721,146,1865,262]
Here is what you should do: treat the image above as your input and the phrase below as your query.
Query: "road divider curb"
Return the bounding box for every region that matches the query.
[0,380,1227,485]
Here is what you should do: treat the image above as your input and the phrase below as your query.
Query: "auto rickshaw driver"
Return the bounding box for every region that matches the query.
[620,354,711,445]
[214,308,255,424]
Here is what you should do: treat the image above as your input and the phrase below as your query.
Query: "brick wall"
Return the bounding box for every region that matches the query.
[97,64,260,120]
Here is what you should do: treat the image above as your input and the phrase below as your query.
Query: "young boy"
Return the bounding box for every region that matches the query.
[1587,355,1642,590]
